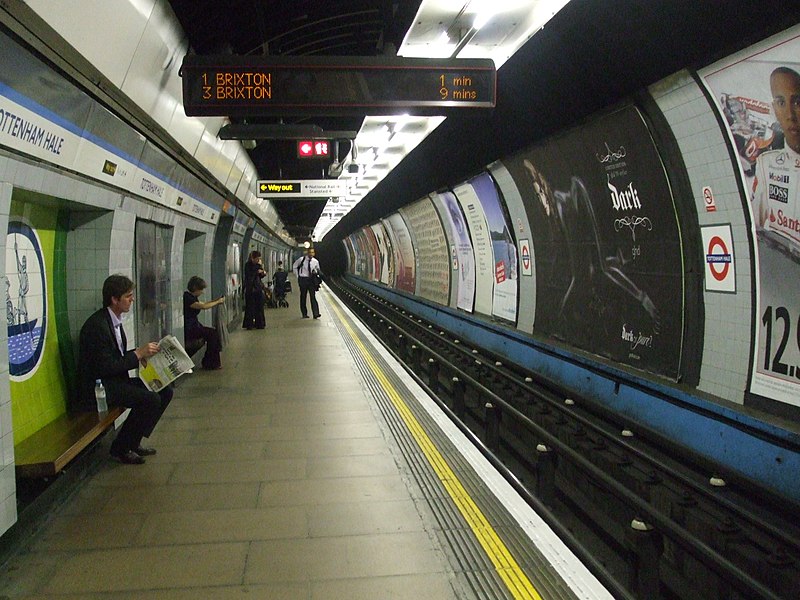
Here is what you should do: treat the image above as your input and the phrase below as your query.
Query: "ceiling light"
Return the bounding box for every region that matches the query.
[312,2,572,242]
[473,13,491,31]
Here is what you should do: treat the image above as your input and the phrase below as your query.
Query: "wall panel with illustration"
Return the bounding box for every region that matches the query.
[339,24,800,420]
[370,222,393,287]
[384,214,416,294]
[431,191,475,312]
[699,24,800,410]
[399,197,450,306]
[500,105,687,379]
[6,194,68,444]
[489,162,537,334]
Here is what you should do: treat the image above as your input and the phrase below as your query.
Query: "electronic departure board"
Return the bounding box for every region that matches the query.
[181,55,496,117]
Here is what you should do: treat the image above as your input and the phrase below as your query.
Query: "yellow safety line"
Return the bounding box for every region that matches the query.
[331,301,543,600]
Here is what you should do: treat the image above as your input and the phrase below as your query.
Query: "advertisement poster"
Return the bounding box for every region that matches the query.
[699,24,800,406]
[342,235,356,274]
[467,172,518,323]
[384,213,416,293]
[453,181,495,316]
[353,229,370,279]
[400,197,450,305]
[348,231,362,277]
[432,191,476,312]
[370,222,394,286]
[501,105,684,378]
[363,224,381,282]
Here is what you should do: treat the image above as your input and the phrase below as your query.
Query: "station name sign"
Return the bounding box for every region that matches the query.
[181,55,496,116]
[257,179,346,198]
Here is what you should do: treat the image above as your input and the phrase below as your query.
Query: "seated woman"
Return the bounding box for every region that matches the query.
[184,276,225,370]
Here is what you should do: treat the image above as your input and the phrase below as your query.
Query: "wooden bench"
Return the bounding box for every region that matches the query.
[14,408,124,478]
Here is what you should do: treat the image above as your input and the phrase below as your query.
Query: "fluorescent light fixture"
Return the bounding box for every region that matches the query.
[313,2,573,242]
[473,13,491,30]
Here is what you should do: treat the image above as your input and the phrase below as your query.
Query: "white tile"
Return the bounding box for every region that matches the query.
[0,401,12,438]
[0,461,15,497]
[0,492,18,536]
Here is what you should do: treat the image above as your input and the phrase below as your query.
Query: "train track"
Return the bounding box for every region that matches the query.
[332,277,800,600]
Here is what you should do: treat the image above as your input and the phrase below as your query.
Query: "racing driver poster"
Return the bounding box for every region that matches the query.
[700,24,800,407]
[500,105,684,380]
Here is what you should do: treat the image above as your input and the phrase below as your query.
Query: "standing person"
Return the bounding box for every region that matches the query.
[184,276,224,369]
[79,274,173,465]
[293,248,321,319]
[242,250,267,329]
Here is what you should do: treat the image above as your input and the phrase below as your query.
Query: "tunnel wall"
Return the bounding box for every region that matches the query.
[340,24,800,500]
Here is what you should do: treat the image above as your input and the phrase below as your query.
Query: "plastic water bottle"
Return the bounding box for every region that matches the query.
[94,379,108,413]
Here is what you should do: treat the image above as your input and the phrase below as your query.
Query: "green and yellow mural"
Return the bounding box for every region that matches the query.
[7,191,68,444]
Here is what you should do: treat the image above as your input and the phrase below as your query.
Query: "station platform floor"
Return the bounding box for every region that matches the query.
[0,280,611,599]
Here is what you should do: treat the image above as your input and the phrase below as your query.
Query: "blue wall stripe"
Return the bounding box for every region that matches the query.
[0,82,218,211]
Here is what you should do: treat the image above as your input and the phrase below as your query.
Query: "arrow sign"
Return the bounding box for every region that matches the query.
[298,141,313,157]
[257,179,346,198]
[297,139,330,158]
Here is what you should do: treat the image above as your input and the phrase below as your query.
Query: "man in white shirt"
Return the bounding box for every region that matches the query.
[292,249,322,319]
[79,275,172,464]
[751,66,800,259]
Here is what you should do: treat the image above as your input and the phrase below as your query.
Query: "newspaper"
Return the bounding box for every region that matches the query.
[138,334,194,392]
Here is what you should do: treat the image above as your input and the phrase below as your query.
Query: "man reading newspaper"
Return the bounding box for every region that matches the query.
[79,275,174,465]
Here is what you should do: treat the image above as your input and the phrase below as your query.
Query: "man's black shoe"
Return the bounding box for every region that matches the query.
[111,450,145,465]
[302,315,309,318]
[135,446,157,456]
[313,315,321,319]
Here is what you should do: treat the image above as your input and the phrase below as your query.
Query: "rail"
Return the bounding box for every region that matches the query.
[332,277,799,600]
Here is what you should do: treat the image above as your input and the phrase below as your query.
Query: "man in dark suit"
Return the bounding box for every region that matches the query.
[79,274,173,465]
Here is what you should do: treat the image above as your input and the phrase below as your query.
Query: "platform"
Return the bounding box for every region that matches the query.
[0,280,610,599]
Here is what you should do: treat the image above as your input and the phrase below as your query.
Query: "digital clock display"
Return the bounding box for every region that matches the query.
[181,55,496,116]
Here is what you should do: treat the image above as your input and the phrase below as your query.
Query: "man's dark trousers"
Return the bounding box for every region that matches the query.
[106,378,172,454]
[298,276,320,318]
[79,307,173,455]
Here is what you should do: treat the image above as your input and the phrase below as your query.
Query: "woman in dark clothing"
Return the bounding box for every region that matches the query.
[272,261,289,306]
[243,250,267,329]
[184,276,224,369]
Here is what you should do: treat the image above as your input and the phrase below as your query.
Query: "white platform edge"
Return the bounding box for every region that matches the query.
[329,290,615,600]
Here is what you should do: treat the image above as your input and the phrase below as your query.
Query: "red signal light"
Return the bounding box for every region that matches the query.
[298,140,314,157]
[297,139,330,158]
[314,140,329,156]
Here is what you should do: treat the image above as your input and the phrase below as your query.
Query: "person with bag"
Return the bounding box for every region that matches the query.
[292,248,321,319]
[243,250,267,329]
